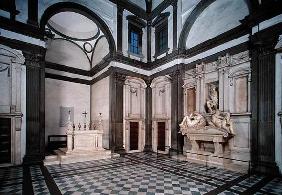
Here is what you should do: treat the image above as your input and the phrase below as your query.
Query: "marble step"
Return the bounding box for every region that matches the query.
[53,148,114,164]
[45,155,58,161]
[44,155,60,165]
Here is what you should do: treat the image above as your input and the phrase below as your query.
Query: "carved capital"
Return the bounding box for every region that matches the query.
[114,72,126,84]
[23,52,45,68]
[217,53,231,69]
[169,68,183,79]
[145,78,153,87]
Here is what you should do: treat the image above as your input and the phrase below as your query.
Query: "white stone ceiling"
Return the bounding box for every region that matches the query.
[45,11,109,70]
[48,11,99,40]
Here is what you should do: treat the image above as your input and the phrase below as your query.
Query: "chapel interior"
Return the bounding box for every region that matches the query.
[0,0,282,194]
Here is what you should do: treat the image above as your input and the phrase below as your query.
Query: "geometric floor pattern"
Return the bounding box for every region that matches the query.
[30,165,50,195]
[0,166,23,195]
[0,152,282,195]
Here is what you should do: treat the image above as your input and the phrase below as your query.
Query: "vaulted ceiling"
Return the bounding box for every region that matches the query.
[45,11,110,71]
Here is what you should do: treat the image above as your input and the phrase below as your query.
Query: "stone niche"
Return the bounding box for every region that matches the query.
[123,77,146,152]
[182,51,251,170]
[0,44,26,165]
[150,76,171,153]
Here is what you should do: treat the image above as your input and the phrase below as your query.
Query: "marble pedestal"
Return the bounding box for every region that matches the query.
[185,128,232,167]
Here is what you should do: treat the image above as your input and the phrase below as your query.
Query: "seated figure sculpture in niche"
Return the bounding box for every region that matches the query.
[180,83,234,136]
[206,84,218,113]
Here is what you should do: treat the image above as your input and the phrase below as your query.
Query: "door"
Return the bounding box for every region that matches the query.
[0,118,11,164]
[158,122,166,151]
[130,122,139,150]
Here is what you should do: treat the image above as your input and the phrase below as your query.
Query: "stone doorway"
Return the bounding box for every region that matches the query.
[157,122,165,151]
[0,118,11,164]
[130,122,139,151]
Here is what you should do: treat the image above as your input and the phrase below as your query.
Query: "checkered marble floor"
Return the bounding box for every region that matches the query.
[0,166,23,194]
[0,152,282,194]
[30,165,50,195]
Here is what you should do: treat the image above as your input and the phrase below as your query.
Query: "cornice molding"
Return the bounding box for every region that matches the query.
[0,16,43,39]
[44,41,248,87]
[108,0,148,20]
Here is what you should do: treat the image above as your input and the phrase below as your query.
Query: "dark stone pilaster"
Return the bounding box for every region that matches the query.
[170,67,184,154]
[172,1,178,50]
[109,70,126,153]
[145,0,152,13]
[27,0,38,26]
[147,20,152,62]
[117,5,124,54]
[250,32,280,175]
[144,79,152,152]
[23,51,45,164]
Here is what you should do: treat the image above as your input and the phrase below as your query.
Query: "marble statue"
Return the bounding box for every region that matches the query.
[180,110,234,136]
[208,110,234,135]
[206,84,218,113]
[179,112,206,134]
[179,83,235,164]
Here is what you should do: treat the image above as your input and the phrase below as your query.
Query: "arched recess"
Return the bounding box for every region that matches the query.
[123,77,147,153]
[178,0,252,49]
[45,38,91,70]
[150,76,172,153]
[40,2,116,56]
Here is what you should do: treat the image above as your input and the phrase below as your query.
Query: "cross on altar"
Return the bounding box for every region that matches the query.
[82,111,88,118]
[82,110,88,127]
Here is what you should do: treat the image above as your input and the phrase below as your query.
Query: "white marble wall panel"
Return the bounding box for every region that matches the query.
[183,51,251,163]
[229,115,251,163]
[124,77,146,119]
[90,76,110,149]
[123,77,146,152]
[0,68,10,112]
[0,45,26,165]
[151,76,171,153]
[45,78,90,143]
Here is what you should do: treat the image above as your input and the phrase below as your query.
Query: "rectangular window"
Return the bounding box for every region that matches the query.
[130,31,139,54]
[156,22,168,55]
[128,25,142,55]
